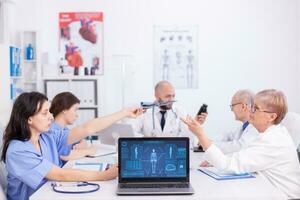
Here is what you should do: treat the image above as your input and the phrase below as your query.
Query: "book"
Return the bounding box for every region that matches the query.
[198,167,255,180]
[73,162,111,171]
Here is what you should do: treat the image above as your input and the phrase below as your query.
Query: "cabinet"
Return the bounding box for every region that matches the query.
[1,30,40,102]
[43,77,99,126]
[20,30,39,92]
[9,46,23,100]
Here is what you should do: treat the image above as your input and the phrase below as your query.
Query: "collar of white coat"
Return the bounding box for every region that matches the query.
[153,105,177,115]
[258,124,288,136]
[263,124,278,133]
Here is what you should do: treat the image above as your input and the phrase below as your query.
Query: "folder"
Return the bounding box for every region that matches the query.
[198,167,255,180]
[73,162,111,171]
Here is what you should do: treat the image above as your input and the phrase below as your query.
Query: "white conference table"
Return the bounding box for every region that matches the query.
[30,144,287,200]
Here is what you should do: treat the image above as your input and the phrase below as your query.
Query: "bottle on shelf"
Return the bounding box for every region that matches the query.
[15,65,21,77]
[10,46,21,77]
[26,43,34,60]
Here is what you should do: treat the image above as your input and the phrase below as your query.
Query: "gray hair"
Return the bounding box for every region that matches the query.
[233,89,255,108]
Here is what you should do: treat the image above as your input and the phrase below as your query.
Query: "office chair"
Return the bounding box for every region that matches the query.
[0,123,7,200]
[0,162,6,200]
[297,144,300,163]
[281,112,300,147]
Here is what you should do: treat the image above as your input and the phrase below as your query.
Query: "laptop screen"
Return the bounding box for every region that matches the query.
[118,137,190,182]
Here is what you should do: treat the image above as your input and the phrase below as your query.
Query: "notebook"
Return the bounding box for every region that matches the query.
[73,162,111,171]
[198,167,255,180]
[116,137,194,195]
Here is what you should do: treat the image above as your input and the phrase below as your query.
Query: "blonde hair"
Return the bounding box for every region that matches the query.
[256,89,288,124]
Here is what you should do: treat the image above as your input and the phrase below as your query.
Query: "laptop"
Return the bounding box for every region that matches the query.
[97,123,135,146]
[116,137,194,195]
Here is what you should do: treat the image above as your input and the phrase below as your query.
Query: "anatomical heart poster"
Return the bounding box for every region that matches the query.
[59,12,104,75]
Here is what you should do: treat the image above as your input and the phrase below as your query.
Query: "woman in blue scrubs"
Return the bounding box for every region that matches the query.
[1,92,142,200]
[49,92,97,164]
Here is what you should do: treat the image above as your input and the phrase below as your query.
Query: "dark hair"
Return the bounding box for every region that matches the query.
[49,92,80,118]
[1,92,48,162]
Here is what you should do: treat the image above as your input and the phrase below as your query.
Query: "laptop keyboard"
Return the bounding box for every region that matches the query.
[120,183,190,189]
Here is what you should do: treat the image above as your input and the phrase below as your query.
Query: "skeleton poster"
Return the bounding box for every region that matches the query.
[154,26,198,89]
[59,12,104,75]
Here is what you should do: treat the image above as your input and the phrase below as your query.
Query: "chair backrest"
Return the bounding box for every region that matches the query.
[0,123,7,200]
[298,144,300,163]
[281,112,300,147]
[0,162,6,200]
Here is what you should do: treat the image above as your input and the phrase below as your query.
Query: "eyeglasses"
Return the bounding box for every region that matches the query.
[251,105,274,113]
[229,102,243,110]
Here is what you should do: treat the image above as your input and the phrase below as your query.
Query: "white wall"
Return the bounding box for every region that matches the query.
[297,0,300,106]
[12,0,300,137]
[0,44,12,125]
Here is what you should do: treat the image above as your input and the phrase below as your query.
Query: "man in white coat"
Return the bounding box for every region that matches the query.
[133,80,206,138]
[214,89,259,154]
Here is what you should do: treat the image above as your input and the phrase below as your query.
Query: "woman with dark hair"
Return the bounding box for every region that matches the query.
[1,92,142,200]
[49,92,96,164]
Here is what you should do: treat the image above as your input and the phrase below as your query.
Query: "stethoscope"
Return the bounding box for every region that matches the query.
[151,105,178,136]
[51,181,100,194]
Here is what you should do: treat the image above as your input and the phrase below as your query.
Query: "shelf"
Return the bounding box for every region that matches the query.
[23,81,37,84]
[43,75,99,80]
[44,79,99,117]
[79,105,98,109]
[24,59,36,63]
[19,30,39,92]
[10,76,23,79]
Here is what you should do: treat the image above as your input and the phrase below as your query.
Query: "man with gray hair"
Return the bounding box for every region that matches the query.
[214,89,259,153]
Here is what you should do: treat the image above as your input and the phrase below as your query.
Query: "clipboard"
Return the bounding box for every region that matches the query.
[73,162,111,171]
[198,167,255,180]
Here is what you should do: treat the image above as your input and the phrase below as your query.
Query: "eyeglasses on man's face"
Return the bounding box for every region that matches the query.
[229,102,243,110]
[251,105,274,113]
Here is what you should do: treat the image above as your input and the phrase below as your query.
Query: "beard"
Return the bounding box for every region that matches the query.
[159,101,173,110]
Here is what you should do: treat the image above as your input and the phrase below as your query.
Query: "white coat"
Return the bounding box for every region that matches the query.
[215,123,259,154]
[132,104,192,138]
[204,124,300,199]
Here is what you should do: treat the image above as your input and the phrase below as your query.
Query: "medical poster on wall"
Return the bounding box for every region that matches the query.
[154,26,198,89]
[59,12,104,75]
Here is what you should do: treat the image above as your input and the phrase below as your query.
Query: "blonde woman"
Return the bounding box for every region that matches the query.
[182,89,300,199]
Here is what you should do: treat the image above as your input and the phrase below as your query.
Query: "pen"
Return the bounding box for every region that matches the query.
[86,152,116,158]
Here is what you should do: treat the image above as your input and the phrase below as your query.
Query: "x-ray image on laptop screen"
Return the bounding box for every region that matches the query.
[119,138,188,178]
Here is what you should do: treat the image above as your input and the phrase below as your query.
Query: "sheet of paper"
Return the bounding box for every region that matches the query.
[73,162,110,171]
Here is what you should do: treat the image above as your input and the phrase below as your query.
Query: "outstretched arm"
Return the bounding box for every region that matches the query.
[67,108,143,145]
[46,164,118,181]
[181,116,212,150]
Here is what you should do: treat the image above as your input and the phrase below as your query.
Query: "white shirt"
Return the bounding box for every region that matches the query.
[204,124,300,199]
[215,123,259,154]
[132,104,191,138]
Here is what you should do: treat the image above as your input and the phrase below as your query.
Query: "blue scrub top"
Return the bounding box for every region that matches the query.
[5,126,73,200]
[49,122,72,167]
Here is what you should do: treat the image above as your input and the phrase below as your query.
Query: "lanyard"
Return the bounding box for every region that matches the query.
[51,181,100,194]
